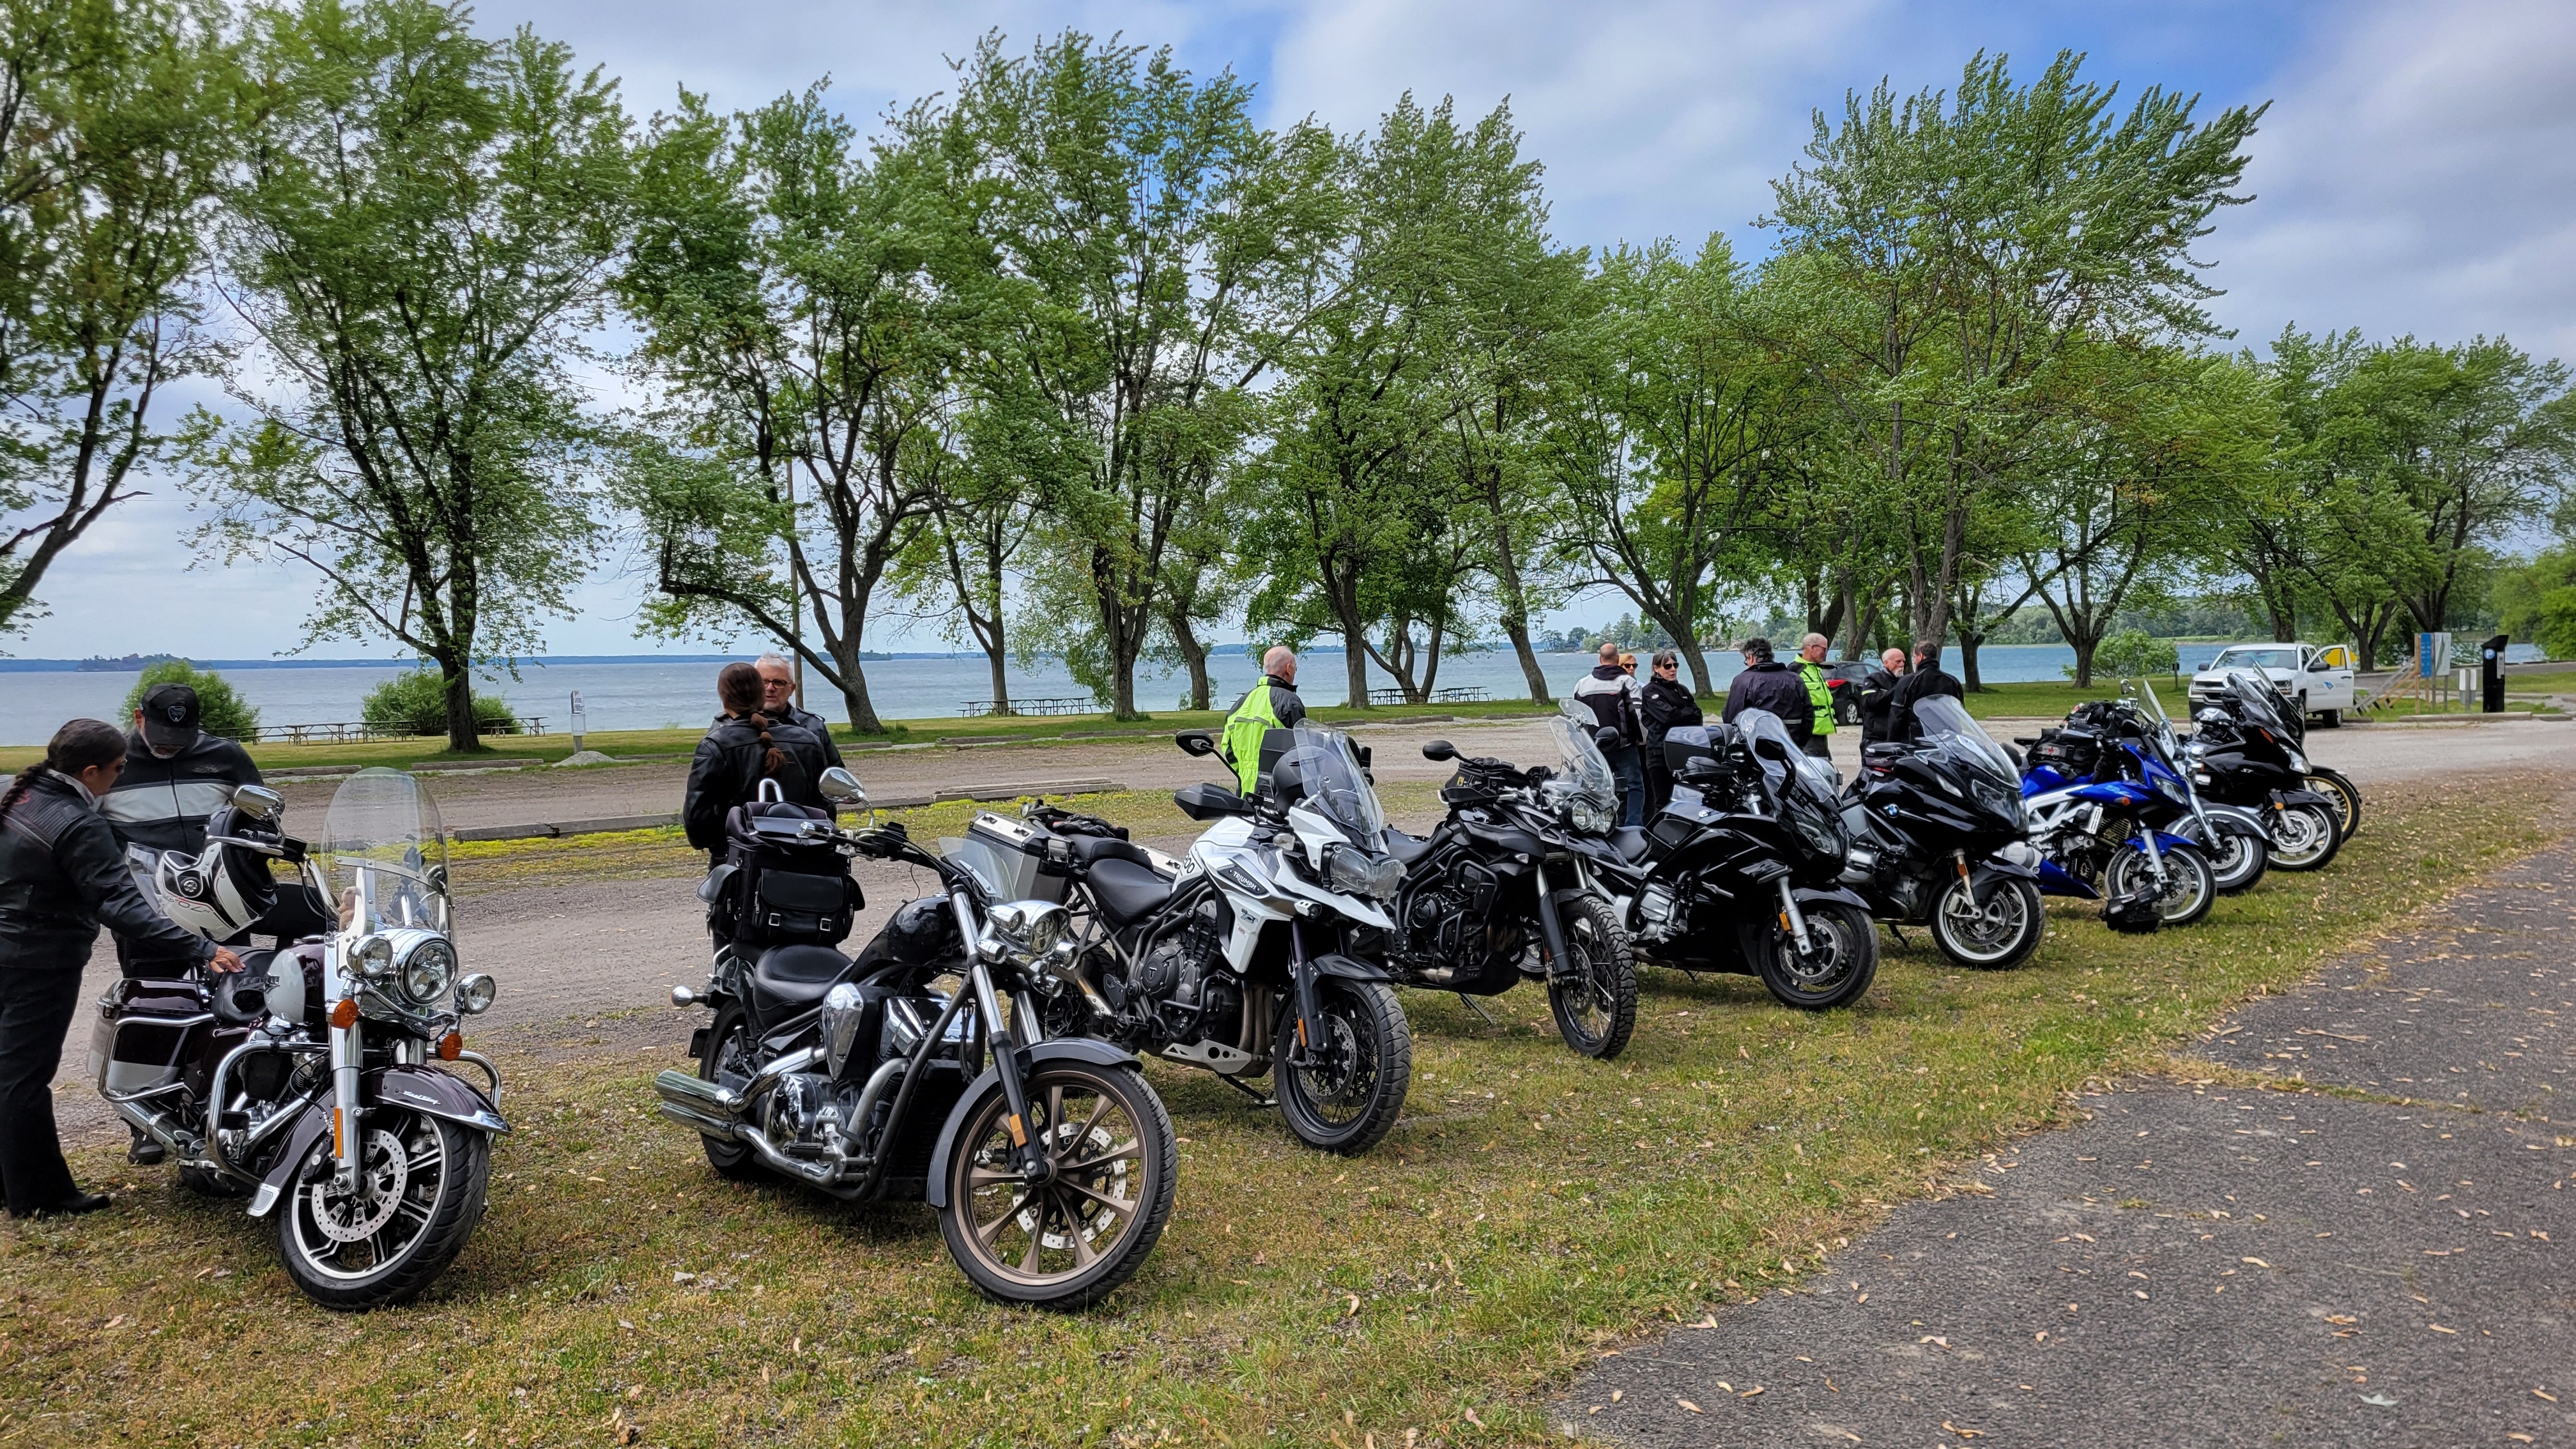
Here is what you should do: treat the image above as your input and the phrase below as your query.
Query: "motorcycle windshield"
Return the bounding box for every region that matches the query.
[1910,696,2018,787]
[1549,704,1620,809]
[321,768,453,937]
[2223,669,2296,735]
[1733,707,1832,804]
[1274,728,1388,848]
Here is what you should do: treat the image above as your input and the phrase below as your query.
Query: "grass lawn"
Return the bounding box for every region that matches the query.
[1,769,2557,1447]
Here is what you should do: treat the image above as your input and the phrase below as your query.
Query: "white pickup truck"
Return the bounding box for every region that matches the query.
[2187,642,2359,726]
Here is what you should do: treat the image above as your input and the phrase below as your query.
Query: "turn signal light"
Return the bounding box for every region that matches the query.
[438,1032,462,1061]
[329,999,358,1029]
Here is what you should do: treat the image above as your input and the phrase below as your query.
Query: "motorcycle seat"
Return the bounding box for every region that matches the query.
[751,943,853,1015]
[1607,826,1652,864]
[1085,857,1173,927]
[1066,834,1158,873]
[1381,825,1434,868]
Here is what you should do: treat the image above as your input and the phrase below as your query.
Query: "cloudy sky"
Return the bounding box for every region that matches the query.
[16,0,2574,661]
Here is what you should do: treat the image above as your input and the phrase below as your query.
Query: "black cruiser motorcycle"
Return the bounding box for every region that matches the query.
[660,769,1177,1309]
[1839,696,2049,969]
[95,770,505,1309]
[1016,727,1417,1155]
[1386,709,1639,1057]
[1577,708,1880,1010]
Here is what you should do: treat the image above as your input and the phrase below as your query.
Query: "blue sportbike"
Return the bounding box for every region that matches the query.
[2018,703,2217,932]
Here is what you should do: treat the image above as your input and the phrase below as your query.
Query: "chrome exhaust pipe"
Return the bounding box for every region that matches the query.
[653,1068,746,1131]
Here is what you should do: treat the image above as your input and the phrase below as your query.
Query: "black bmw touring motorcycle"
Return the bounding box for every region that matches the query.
[659,769,1177,1308]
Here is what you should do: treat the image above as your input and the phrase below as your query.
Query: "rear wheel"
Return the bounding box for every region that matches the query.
[1547,894,1637,1059]
[277,1108,488,1311]
[1273,979,1412,1154]
[1928,875,2044,969]
[2317,708,2343,728]
[939,1061,1176,1310]
[2265,802,2343,871]
[1740,900,1878,1009]
[696,1004,772,1182]
[2103,841,2214,927]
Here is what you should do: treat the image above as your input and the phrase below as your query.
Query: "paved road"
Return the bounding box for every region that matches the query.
[1569,806,2576,1448]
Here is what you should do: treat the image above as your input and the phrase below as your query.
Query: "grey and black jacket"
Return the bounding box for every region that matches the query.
[103,730,262,857]
[1,770,215,974]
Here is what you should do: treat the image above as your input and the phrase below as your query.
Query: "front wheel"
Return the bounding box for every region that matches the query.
[2198,827,2269,895]
[1928,875,2044,969]
[2103,841,2214,927]
[1273,979,1413,1154]
[277,1108,490,1311]
[2266,802,2343,871]
[1547,894,1637,1059]
[2306,771,2362,841]
[939,1061,1176,1310]
[1740,899,1879,1009]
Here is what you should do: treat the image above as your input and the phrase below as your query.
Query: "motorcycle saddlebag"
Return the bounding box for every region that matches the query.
[2029,727,2101,777]
[1661,724,1739,781]
[88,978,209,1098]
[717,802,861,949]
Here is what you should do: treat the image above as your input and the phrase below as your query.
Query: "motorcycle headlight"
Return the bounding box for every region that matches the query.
[985,900,1070,964]
[454,972,497,1015]
[1788,802,1841,861]
[398,938,457,1005]
[1566,797,1614,835]
[1325,843,1404,900]
[2286,749,2308,774]
[351,933,395,979]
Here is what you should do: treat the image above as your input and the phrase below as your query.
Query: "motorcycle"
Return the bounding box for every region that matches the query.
[2186,668,2348,871]
[95,769,505,1309]
[1370,709,1641,1057]
[1839,696,2053,969]
[1575,707,1880,1010]
[2105,681,2279,894]
[658,768,1177,1309]
[1015,726,1414,1154]
[2019,709,2216,931]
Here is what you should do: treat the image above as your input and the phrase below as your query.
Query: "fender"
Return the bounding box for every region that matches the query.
[1308,951,1393,983]
[2196,807,2269,839]
[923,1038,1143,1208]
[2271,788,2333,811]
[243,1064,507,1218]
[2128,830,2202,857]
[2032,858,2098,900]
[1789,884,1869,912]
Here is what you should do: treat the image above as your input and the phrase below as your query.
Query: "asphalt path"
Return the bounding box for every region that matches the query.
[1568,801,2576,1448]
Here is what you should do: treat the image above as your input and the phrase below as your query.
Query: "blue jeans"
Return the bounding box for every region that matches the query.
[1605,745,1646,827]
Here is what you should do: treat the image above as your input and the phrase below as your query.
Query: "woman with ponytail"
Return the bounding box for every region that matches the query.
[0,720,240,1218]
[682,662,832,857]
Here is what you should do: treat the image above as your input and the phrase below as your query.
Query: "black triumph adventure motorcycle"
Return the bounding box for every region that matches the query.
[2184,668,2347,871]
[1839,696,2050,969]
[660,768,1177,1309]
[1574,707,1880,1010]
[1386,708,1640,1058]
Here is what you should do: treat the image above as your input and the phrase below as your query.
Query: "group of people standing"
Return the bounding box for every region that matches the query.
[1571,634,1966,826]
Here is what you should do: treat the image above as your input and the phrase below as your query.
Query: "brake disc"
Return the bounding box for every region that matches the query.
[305,1127,411,1243]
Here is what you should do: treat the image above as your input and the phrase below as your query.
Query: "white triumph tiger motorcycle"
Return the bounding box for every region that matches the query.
[94,769,504,1310]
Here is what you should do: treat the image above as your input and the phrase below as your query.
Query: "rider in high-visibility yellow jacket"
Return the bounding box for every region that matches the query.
[1796,633,1838,759]
[1220,647,1308,796]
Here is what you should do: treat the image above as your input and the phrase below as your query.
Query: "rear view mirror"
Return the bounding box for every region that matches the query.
[1171,781,1250,822]
[1752,735,1793,764]
[1595,727,1623,750]
[818,767,867,810]
[229,783,284,822]
[1678,758,1724,785]
[1175,730,1217,758]
[1421,739,1457,762]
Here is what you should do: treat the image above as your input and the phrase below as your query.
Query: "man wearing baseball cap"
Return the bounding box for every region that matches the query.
[104,684,263,960]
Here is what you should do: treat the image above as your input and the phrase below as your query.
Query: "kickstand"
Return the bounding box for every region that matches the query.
[1457,992,1505,1029]
[1888,924,1909,946]
[1217,1073,1276,1109]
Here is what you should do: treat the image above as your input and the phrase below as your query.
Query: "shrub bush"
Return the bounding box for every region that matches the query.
[119,661,261,740]
[360,670,520,739]
[2090,628,2181,679]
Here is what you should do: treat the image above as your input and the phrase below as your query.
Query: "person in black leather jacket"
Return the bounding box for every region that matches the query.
[0,719,239,1218]
[1720,637,1816,747]
[1886,641,1966,742]
[683,663,832,855]
[103,683,264,975]
[1639,649,1702,815]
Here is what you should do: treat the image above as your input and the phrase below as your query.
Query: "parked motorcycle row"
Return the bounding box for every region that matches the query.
[84,668,2361,1313]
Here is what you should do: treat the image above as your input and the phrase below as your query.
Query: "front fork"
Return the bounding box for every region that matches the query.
[951,884,1046,1179]
[326,977,362,1193]
[1775,877,1814,954]
[1530,861,1575,979]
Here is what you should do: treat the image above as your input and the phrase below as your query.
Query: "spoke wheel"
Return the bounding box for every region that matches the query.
[696,1004,772,1181]
[1928,875,2044,969]
[2266,803,2343,871]
[278,1107,487,1311]
[2103,842,2214,926]
[1546,894,1637,1059]
[1272,979,1413,1154]
[1741,900,1879,1010]
[939,1062,1175,1309]
[2306,772,2362,841]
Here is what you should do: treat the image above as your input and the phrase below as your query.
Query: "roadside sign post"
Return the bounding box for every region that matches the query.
[2482,633,2508,714]
[570,690,586,752]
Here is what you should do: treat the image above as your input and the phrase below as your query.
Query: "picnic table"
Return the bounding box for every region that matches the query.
[1365,686,1492,706]
[245,717,544,745]
[958,697,1094,717]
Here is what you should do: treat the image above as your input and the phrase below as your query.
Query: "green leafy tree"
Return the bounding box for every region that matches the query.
[188,0,627,752]
[2083,627,2180,680]
[0,0,236,635]
[358,668,517,738]
[118,658,258,739]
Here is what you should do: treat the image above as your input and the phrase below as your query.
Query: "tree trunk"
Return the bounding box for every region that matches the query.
[440,663,481,753]
[1676,636,1715,698]
[1165,605,1213,711]
[2068,627,2100,688]
[1504,617,1551,704]
[986,647,1011,716]
[1958,631,1984,692]
[1484,500,1552,705]
[831,634,885,734]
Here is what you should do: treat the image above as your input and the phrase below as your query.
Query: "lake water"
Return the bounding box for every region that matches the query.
[0,640,2541,745]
